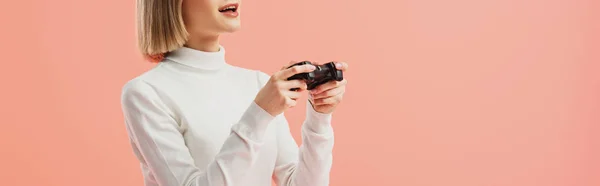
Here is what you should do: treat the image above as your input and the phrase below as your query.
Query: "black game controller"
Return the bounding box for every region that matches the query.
[287,61,344,90]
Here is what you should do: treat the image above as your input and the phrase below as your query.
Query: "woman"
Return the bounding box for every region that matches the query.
[120,0,348,186]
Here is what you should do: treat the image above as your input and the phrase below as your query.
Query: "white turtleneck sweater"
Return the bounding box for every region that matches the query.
[120,45,334,186]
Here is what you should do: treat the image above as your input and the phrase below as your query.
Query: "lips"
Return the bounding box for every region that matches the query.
[218,3,238,13]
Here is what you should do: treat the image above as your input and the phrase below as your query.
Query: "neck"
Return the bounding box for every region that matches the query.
[184,34,221,52]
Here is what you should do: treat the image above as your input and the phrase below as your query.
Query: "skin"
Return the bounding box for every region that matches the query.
[181,0,348,115]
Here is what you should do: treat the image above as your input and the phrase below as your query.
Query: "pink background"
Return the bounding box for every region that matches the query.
[1,0,598,185]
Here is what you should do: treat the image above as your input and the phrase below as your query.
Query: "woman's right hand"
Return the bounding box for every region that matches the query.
[254,63,316,116]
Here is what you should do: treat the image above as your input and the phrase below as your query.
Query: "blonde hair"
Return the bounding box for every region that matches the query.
[136,0,188,62]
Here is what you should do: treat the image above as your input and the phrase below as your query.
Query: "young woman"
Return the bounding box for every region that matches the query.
[120,0,348,186]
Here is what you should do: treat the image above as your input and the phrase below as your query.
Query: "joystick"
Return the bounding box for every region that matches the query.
[287,61,344,90]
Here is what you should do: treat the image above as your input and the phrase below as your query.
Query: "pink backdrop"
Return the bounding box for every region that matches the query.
[0,0,598,185]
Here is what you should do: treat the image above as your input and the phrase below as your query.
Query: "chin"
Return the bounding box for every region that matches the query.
[221,22,241,33]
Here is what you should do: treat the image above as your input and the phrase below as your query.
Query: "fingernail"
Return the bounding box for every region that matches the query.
[309,65,316,70]
[336,63,343,68]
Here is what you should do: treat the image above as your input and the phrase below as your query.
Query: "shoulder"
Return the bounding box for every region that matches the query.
[121,61,178,92]
[120,77,156,105]
[120,75,177,116]
[121,77,151,95]
[120,65,167,104]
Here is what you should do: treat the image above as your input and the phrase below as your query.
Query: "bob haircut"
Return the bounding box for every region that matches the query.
[136,0,188,62]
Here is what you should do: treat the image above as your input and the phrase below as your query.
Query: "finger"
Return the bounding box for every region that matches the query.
[312,93,343,106]
[288,60,299,66]
[310,79,347,95]
[334,61,349,71]
[281,80,307,90]
[281,61,299,70]
[312,85,345,99]
[276,64,316,79]
[285,97,298,108]
[286,90,303,100]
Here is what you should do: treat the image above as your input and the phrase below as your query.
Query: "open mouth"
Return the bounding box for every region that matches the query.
[218,4,238,13]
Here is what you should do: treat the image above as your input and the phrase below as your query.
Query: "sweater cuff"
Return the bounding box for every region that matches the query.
[232,101,276,142]
[303,100,333,134]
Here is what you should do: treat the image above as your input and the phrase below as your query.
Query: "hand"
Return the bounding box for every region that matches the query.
[254,62,315,116]
[308,62,348,114]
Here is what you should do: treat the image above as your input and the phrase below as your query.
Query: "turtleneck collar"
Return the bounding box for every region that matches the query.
[165,45,227,70]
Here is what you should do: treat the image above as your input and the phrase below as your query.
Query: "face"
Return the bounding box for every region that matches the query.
[182,0,241,37]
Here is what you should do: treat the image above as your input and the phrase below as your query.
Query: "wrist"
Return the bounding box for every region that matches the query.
[304,100,333,133]
[232,101,277,142]
[254,99,277,117]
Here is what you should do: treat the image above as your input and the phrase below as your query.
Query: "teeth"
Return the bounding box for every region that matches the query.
[219,5,236,11]
[221,6,235,10]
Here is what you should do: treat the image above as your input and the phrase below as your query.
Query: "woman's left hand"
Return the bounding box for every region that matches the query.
[309,62,348,114]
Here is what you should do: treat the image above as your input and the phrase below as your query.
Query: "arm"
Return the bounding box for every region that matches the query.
[272,103,334,186]
[121,78,275,186]
[256,71,335,186]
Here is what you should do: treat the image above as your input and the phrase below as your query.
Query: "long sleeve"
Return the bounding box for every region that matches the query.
[255,71,335,186]
[120,78,275,186]
[271,102,335,186]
